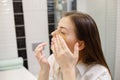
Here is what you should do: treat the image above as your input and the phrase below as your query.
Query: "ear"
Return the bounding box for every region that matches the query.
[78,41,85,51]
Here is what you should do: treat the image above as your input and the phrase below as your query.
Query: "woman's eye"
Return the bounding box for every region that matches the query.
[60,32,65,34]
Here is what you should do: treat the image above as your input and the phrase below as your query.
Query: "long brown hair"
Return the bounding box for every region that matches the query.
[63,12,112,76]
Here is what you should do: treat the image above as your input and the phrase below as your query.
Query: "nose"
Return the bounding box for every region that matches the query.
[51,29,59,37]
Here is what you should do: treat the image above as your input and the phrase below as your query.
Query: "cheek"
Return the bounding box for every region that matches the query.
[65,37,77,52]
[60,33,77,52]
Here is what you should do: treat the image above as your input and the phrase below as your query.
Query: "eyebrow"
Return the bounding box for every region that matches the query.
[59,26,68,30]
[56,25,69,31]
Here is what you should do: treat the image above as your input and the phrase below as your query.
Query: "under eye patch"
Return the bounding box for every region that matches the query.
[59,32,66,40]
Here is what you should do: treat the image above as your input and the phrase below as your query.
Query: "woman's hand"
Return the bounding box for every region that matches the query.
[51,35,79,70]
[35,43,50,72]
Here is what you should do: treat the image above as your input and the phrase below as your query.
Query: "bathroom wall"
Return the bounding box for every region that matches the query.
[0,0,49,76]
[103,0,116,77]
[115,0,120,79]
[77,0,87,13]
[0,0,18,59]
[22,0,50,76]
[77,0,116,77]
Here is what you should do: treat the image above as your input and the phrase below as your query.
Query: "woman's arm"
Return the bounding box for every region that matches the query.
[62,67,76,80]
[35,43,50,80]
[38,70,49,80]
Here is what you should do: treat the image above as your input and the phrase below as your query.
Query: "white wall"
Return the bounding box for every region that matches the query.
[104,0,116,77]
[77,0,106,49]
[0,0,18,59]
[77,0,87,13]
[77,0,116,77]
[86,0,106,52]
[22,0,50,76]
[115,0,120,79]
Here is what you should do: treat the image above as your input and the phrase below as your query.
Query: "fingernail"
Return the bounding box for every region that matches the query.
[76,42,79,46]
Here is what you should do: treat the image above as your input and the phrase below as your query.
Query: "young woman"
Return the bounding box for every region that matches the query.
[35,12,112,80]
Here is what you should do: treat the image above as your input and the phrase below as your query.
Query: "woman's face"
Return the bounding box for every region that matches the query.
[51,17,78,52]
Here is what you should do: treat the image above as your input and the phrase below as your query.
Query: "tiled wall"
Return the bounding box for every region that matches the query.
[47,0,55,54]
[47,0,76,54]
[0,0,18,59]
[12,0,28,69]
[22,0,49,76]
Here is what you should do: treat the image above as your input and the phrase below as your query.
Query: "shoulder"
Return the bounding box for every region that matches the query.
[82,64,111,80]
[87,64,108,74]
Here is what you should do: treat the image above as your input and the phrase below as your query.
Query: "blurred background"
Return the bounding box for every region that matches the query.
[0,0,119,80]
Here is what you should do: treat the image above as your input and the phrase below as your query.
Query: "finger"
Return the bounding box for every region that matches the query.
[35,42,47,51]
[51,38,57,56]
[55,35,62,50]
[74,42,79,56]
[35,47,43,56]
[38,54,46,64]
[51,41,55,54]
[51,42,60,62]
[54,37,60,53]
[35,43,47,59]
[35,43,47,54]
[39,53,46,61]
[58,35,70,52]
[35,46,45,58]
[36,51,43,61]
[57,35,64,49]
[51,43,57,57]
